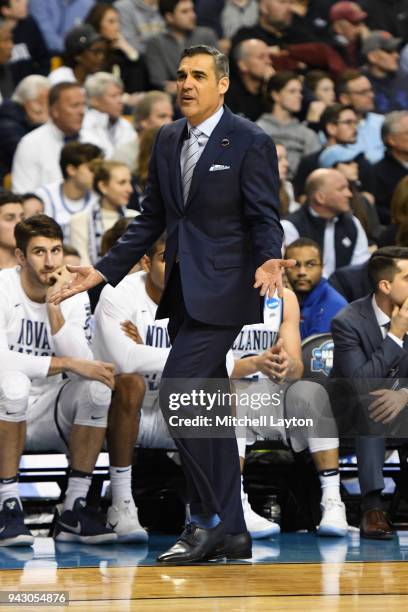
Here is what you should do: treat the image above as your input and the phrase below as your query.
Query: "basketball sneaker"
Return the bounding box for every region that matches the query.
[317,498,348,537]
[242,492,280,539]
[0,498,34,547]
[53,497,117,544]
[107,499,148,543]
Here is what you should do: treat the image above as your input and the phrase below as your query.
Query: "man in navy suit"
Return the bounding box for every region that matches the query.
[50,45,292,563]
[331,247,408,539]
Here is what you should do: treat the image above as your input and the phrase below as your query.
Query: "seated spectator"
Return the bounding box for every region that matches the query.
[282,168,370,277]
[0,74,49,182]
[85,2,149,94]
[319,145,382,244]
[12,82,86,192]
[0,0,49,84]
[0,191,23,269]
[362,30,408,113]
[328,1,367,67]
[0,16,14,102]
[36,142,103,240]
[112,90,173,170]
[82,72,136,158]
[0,214,116,547]
[378,176,408,247]
[70,160,138,264]
[302,70,336,131]
[232,0,346,77]
[330,247,408,540]
[221,0,259,41]
[373,111,408,224]
[285,237,347,339]
[328,261,371,302]
[21,192,44,218]
[294,103,375,201]
[337,69,385,163]
[114,0,165,54]
[225,38,274,121]
[257,71,320,179]
[195,0,224,38]
[63,243,81,266]
[49,24,108,87]
[145,0,217,94]
[29,0,95,55]
[275,142,299,216]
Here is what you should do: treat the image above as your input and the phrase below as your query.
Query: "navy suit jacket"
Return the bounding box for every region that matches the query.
[96,106,283,326]
[331,294,408,381]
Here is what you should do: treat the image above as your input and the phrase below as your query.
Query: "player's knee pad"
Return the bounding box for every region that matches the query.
[74,380,111,428]
[308,437,339,454]
[0,371,31,423]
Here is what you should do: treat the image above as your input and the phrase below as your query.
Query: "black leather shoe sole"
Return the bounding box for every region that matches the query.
[360,529,395,540]
[208,532,252,560]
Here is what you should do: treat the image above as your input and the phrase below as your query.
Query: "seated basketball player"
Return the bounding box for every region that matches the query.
[91,235,272,541]
[231,287,349,537]
[0,215,116,547]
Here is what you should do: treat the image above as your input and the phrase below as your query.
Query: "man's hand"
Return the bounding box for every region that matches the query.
[255,338,289,381]
[46,266,74,305]
[368,389,408,424]
[389,297,408,340]
[67,358,116,390]
[254,258,296,297]
[47,265,104,305]
[121,320,144,344]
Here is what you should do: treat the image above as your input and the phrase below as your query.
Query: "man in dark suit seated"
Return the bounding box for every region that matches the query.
[331,246,408,539]
[329,261,372,302]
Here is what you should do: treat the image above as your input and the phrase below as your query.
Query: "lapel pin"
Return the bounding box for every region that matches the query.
[221,138,230,147]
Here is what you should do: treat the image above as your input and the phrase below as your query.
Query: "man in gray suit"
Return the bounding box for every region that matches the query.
[331,246,408,539]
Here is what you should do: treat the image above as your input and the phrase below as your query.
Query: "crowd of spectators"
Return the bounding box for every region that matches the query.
[2,0,408,540]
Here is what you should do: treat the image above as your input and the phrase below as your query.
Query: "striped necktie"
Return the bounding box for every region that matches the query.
[182,127,202,204]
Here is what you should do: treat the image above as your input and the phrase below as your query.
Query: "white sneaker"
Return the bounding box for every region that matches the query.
[317,498,348,537]
[242,492,280,539]
[107,499,148,543]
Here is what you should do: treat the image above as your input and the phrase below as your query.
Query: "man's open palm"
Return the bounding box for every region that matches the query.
[47,265,104,305]
[254,258,296,297]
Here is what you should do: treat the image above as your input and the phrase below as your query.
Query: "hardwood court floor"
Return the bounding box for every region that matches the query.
[1,561,408,611]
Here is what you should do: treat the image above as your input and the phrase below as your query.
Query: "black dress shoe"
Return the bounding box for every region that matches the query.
[208,531,252,560]
[157,522,225,564]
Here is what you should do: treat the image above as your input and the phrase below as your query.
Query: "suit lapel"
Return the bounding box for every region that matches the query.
[357,296,384,352]
[184,107,235,210]
[169,118,188,211]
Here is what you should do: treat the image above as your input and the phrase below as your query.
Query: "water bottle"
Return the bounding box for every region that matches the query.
[262,494,281,525]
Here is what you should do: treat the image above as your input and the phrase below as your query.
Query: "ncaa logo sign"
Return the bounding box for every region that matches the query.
[265,297,280,310]
[311,340,334,377]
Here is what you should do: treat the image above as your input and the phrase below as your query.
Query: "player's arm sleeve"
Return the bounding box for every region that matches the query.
[93,293,170,374]
[0,297,51,378]
[240,133,284,267]
[95,130,166,286]
[51,297,93,360]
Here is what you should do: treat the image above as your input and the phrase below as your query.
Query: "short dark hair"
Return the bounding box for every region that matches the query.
[285,237,322,261]
[336,69,363,96]
[368,246,408,290]
[60,142,103,178]
[267,71,300,94]
[21,193,44,205]
[319,103,355,136]
[14,215,63,254]
[85,2,117,32]
[146,232,167,258]
[304,70,331,93]
[0,191,23,208]
[180,45,229,79]
[159,0,180,18]
[49,82,81,107]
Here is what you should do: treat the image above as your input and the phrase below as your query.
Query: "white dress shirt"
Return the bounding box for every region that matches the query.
[281,208,370,277]
[179,106,224,176]
[81,108,136,160]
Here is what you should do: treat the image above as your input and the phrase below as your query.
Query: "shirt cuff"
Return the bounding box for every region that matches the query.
[387,332,404,348]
